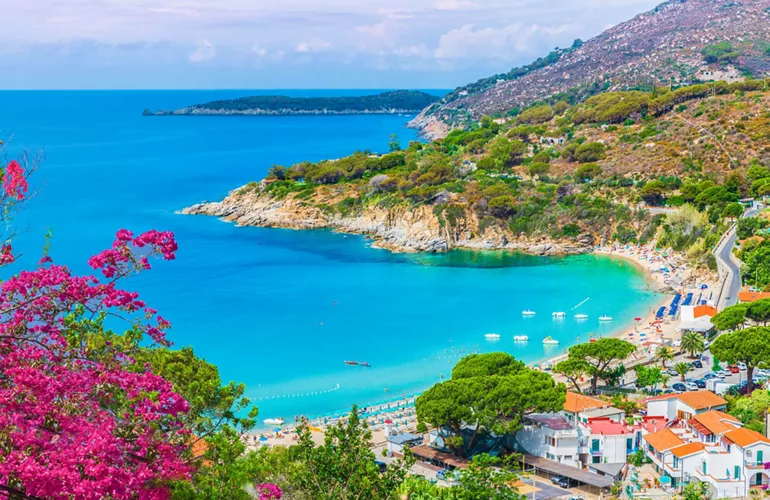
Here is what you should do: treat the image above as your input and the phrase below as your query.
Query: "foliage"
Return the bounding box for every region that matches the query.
[739,239,770,289]
[681,480,711,500]
[416,353,566,455]
[702,42,741,64]
[291,407,415,499]
[674,361,691,382]
[565,339,636,394]
[711,327,770,394]
[634,365,665,391]
[681,332,706,358]
[747,299,770,326]
[711,303,748,331]
[554,357,591,393]
[656,346,675,368]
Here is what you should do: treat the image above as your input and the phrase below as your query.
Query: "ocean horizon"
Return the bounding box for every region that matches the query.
[0,89,660,423]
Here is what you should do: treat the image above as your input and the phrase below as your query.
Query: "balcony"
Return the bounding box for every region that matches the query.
[745,461,767,470]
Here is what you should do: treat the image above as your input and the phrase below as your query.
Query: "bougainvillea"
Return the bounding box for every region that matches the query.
[2,159,28,201]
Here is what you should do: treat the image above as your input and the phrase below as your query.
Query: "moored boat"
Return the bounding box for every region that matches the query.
[513,335,529,342]
[263,418,284,426]
[361,362,371,367]
[522,309,536,316]
[344,360,359,365]
[599,315,613,321]
[485,333,501,339]
[574,313,588,319]
[552,312,566,318]
[543,336,559,345]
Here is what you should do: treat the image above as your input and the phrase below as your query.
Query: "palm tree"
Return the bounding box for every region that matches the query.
[681,332,705,358]
[657,346,675,368]
[674,361,691,382]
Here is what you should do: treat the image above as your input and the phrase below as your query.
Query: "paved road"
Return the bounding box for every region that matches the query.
[714,209,758,309]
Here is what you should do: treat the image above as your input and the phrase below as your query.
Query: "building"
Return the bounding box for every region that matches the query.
[645,391,727,422]
[678,305,717,333]
[386,432,423,454]
[738,288,770,303]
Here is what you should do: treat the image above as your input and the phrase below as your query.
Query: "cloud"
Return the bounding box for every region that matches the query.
[296,39,332,53]
[433,0,479,10]
[434,23,574,60]
[355,23,388,38]
[188,39,216,62]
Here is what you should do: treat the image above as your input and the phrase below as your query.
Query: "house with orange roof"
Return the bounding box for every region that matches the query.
[738,288,770,303]
[646,391,727,422]
[641,406,770,496]
[678,305,718,333]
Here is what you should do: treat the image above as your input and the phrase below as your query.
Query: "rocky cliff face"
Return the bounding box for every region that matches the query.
[182,188,595,256]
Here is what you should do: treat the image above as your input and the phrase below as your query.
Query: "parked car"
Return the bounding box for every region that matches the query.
[728,365,740,374]
[556,476,572,489]
[738,362,748,370]
[685,382,699,391]
[704,340,710,349]
[551,475,564,485]
[672,383,687,392]
[691,360,703,369]
[695,379,707,388]
[703,373,717,380]
[667,368,679,376]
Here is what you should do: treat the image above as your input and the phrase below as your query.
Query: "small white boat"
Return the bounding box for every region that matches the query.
[514,335,529,342]
[522,309,536,316]
[599,315,613,321]
[575,313,589,320]
[485,333,501,339]
[263,418,284,426]
[552,312,566,318]
[543,336,559,345]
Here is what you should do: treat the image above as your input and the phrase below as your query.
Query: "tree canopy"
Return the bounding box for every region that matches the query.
[565,338,635,394]
[711,327,770,394]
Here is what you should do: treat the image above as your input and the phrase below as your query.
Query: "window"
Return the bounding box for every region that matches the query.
[592,456,601,464]
[673,457,679,469]
[734,465,740,479]
[627,438,633,451]
[544,436,550,445]
[702,462,707,475]
[758,450,764,465]
[592,439,600,452]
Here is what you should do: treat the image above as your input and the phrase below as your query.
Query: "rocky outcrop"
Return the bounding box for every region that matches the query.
[181,188,595,256]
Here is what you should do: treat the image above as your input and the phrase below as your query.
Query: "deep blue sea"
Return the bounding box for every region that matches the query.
[0,90,660,423]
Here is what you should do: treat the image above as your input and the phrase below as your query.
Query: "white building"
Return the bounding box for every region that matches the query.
[645,391,727,422]
[642,392,770,497]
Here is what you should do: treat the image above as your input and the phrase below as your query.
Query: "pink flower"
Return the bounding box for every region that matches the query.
[3,160,28,200]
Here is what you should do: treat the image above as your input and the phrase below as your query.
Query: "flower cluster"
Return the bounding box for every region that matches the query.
[0,229,190,499]
[3,159,28,200]
[256,483,284,500]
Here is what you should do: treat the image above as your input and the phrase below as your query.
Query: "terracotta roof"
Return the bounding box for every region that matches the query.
[670,442,706,458]
[688,411,740,436]
[647,391,727,410]
[693,305,717,318]
[564,392,609,413]
[643,429,685,452]
[738,290,770,303]
[723,428,770,448]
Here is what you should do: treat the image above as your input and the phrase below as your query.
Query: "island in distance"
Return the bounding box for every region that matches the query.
[143,90,440,116]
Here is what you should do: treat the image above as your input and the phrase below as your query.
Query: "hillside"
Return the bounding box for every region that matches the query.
[183,82,770,266]
[143,90,440,117]
[412,0,770,137]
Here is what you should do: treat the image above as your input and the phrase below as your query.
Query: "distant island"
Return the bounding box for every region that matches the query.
[143,90,440,117]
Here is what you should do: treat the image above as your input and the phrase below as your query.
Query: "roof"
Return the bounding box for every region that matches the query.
[582,407,625,419]
[723,428,770,448]
[522,455,614,489]
[647,390,727,411]
[411,445,470,469]
[588,462,627,478]
[564,392,610,413]
[670,442,706,458]
[387,433,422,445]
[693,305,718,318]
[738,290,770,303]
[643,429,685,452]
[526,413,574,431]
[587,417,632,435]
[640,416,669,433]
[688,410,740,436]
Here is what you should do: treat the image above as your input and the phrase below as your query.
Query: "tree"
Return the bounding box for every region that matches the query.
[681,481,711,500]
[448,455,525,500]
[573,142,606,163]
[527,162,550,177]
[416,354,566,455]
[554,358,591,393]
[291,407,414,499]
[388,134,401,152]
[711,327,770,395]
[681,332,706,358]
[722,202,744,219]
[711,303,748,331]
[640,180,666,206]
[567,339,636,394]
[747,299,770,326]
[268,165,287,180]
[575,163,602,182]
[674,362,691,382]
[656,346,675,368]
[634,365,664,392]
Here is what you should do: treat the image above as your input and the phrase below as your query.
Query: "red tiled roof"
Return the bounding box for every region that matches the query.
[670,442,706,458]
[724,428,770,448]
[587,417,631,435]
[688,410,740,436]
[564,392,610,413]
[643,429,685,452]
[647,391,727,410]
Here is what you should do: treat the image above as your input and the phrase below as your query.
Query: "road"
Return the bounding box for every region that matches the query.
[713,208,757,309]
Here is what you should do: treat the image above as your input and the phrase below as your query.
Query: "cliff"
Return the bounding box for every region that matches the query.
[181,188,595,256]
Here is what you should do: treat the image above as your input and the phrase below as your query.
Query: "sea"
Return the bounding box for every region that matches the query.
[0,90,660,423]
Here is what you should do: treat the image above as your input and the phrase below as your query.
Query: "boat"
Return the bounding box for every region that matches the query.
[543,336,559,345]
[574,314,589,319]
[360,362,371,367]
[599,315,613,321]
[522,309,536,316]
[344,360,360,366]
[484,333,501,339]
[263,418,284,426]
[552,312,566,318]
[513,335,529,342]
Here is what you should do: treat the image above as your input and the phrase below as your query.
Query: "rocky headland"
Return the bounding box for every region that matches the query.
[181,187,595,256]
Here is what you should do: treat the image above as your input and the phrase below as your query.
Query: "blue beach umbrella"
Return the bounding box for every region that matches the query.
[659,476,671,485]
[273,427,282,432]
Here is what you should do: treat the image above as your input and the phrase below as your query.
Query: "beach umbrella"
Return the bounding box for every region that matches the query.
[634,317,642,322]
[259,436,268,442]
[659,476,671,486]
[385,419,393,424]
[273,427,282,432]
[701,284,708,289]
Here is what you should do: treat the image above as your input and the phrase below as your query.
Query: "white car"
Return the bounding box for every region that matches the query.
[738,362,748,371]
[685,382,699,391]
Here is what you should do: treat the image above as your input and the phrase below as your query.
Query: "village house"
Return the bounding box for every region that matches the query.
[645,391,727,422]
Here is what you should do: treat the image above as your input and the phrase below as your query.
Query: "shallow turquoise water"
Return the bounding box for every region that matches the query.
[0,90,660,422]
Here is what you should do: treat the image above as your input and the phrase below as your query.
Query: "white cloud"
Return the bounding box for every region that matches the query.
[434,23,574,60]
[295,39,332,53]
[188,39,216,62]
[433,0,479,11]
[355,23,388,38]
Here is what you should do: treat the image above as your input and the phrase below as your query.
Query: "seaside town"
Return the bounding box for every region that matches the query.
[249,200,770,499]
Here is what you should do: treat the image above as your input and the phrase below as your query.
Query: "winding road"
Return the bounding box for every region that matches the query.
[714,208,758,309]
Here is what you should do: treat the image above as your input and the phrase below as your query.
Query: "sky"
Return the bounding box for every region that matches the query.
[2,0,663,90]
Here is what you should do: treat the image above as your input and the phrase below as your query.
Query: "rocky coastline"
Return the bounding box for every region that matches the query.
[144,107,427,117]
[181,187,596,256]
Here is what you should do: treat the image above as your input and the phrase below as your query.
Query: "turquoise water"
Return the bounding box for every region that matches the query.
[0,91,660,422]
